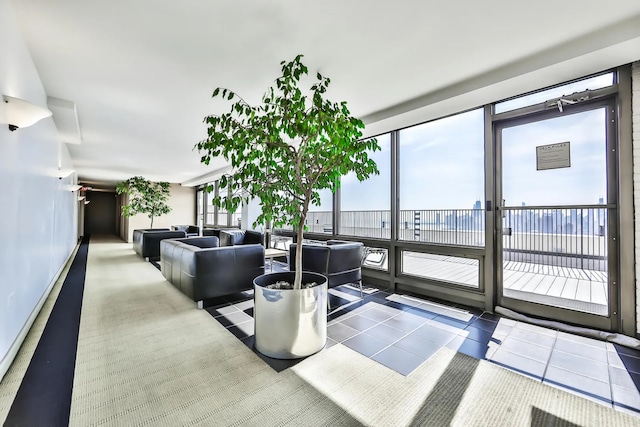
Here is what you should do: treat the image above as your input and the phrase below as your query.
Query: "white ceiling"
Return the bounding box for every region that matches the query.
[10,0,640,187]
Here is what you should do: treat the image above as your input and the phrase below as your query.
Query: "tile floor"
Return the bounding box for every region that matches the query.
[204,279,640,417]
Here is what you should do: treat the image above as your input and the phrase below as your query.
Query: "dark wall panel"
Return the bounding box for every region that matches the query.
[84,192,117,235]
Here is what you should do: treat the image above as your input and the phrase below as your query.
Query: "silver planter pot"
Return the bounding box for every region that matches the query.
[253,271,328,359]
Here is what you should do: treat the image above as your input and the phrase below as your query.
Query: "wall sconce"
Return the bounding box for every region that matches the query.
[84,200,91,205]
[2,95,52,131]
[58,168,76,179]
[78,195,86,201]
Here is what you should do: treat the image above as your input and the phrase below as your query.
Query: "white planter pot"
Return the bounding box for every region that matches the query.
[253,271,327,359]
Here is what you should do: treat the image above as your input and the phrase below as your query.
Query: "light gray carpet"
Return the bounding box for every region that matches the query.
[2,235,639,426]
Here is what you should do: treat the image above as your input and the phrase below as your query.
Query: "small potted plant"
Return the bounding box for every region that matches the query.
[196,55,379,359]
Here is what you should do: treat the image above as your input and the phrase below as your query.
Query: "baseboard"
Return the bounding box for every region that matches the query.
[0,242,80,382]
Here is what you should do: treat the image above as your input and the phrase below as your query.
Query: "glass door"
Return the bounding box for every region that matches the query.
[495,100,618,330]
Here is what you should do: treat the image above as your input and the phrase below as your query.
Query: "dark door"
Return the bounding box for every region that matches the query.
[84,191,117,235]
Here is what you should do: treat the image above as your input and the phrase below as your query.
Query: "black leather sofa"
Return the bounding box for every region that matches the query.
[160,236,265,308]
[133,229,187,261]
[290,240,364,302]
[202,227,237,237]
[219,229,264,247]
[172,225,200,236]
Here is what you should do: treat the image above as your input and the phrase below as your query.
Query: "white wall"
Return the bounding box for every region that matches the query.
[125,183,195,242]
[0,0,78,380]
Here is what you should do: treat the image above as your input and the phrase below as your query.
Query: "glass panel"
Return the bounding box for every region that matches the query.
[495,73,614,113]
[216,210,228,226]
[340,134,391,239]
[196,189,204,229]
[500,108,609,316]
[502,110,606,205]
[398,108,485,246]
[401,251,479,288]
[306,189,333,234]
[204,184,215,225]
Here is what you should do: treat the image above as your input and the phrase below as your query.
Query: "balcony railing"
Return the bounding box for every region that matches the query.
[276,207,608,271]
[502,207,607,271]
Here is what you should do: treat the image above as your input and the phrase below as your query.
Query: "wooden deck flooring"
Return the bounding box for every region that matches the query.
[402,253,608,308]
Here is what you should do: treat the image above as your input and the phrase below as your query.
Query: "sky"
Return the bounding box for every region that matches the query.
[310,73,613,212]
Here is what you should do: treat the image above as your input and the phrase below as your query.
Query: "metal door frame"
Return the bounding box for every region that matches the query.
[493,94,619,331]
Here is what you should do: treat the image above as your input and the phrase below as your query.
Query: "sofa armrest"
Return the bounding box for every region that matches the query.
[188,244,265,300]
[139,230,187,259]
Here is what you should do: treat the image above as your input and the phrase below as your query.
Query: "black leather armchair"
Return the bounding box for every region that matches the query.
[289,240,364,304]
[160,237,265,308]
[133,229,187,261]
[219,229,264,247]
[172,225,200,236]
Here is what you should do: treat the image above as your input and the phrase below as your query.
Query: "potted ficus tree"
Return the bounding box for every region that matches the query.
[196,55,379,359]
[116,176,172,228]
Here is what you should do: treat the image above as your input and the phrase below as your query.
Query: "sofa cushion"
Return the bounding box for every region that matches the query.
[219,229,264,246]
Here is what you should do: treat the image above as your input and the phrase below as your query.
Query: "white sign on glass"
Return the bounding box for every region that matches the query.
[536,141,570,171]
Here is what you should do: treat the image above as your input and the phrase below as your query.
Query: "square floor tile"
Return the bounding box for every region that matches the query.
[343,333,389,357]
[225,291,254,303]
[553,338,608,364]
[206,304,239,317]
[394,333,446,360]
[615,353,640,375]
[214,311,253,327]
[461,326,500,344]
[508,327,556,348]
[233,299,254,311]
[360,307,396,323]
[610,366,640,391]
[468,317,498,333]
[612,385,640,411]
[557,331,607,349]
[490,348,546,379]
[426,317,469,335]
[226,321,254,339]
[447,336,499,360]
[544,365,611,403]
[372,345,427,376]
[363,323,408,346]
[382,312,429,333]
[478,312,502,322]
[327,322,360,343]
[367,302,405,316]
[548,350,609,383]
[499,336,552,363]
[412,323,457,347]
[610,343,640,359]
[340,314,379,332]
[514,322,558,337]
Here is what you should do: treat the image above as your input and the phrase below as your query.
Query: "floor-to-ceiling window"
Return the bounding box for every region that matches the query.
[339,133,391,270]
[397,108,485,288]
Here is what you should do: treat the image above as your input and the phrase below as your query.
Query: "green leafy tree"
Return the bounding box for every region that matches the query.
[196,55,379,289]
[116,176,172,228]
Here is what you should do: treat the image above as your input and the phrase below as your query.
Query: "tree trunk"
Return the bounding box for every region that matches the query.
[150,215,154,228]
[294,220,305,290]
